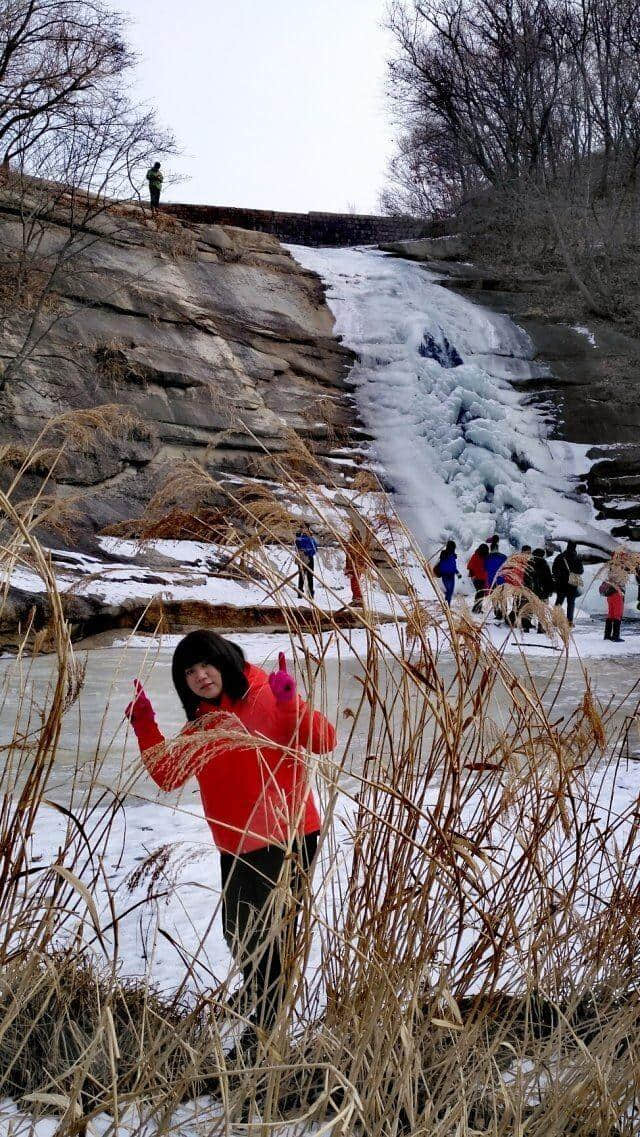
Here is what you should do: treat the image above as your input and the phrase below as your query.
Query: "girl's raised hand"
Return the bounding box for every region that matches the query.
[268,652,296,704]
[125,679,156,726]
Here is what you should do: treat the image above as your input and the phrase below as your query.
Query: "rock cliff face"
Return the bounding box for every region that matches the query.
[0,195,355,544]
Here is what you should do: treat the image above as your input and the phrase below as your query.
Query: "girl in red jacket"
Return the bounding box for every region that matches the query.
[125,630,336,1055]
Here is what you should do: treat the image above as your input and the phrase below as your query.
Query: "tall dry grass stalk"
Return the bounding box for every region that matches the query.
[1,434,640,1135]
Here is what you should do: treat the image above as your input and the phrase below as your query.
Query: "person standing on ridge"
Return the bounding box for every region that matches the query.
[467,542,489,613]
[485,535,507,621]
[552,540,583,626]
[146,161,163,213]
[294,523,318,599]
[436,539,461,606]
[124,630,336,1060]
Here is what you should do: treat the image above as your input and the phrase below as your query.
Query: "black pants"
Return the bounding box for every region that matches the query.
[508,595,530,630]
[297,557,314,598]
[555,587,577,624]
[219,831,318,1029]
[149,185,160,209]
[472,578,486,613]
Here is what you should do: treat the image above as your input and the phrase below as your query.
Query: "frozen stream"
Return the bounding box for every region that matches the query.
[3,641,639,807]
[2,636,639,994]
[290,245,608,557]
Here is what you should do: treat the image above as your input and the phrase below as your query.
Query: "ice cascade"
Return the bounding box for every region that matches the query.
[290,245,599,555]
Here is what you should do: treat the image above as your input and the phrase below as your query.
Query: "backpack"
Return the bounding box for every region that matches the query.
[565,558,583,593]
[434,561,442,578]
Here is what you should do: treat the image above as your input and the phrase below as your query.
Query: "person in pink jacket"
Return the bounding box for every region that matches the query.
[125,630,336,1057]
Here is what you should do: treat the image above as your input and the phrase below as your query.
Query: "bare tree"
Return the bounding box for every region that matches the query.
[0,0,133,170]
[386,0,640,315]
[0,0,175,391]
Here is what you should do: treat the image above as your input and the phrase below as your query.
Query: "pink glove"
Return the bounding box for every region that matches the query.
[269,652,296,704]
[125,680,157,731]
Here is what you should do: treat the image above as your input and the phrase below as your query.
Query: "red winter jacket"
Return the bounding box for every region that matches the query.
[467,552,488,585]
[135,664,335,854]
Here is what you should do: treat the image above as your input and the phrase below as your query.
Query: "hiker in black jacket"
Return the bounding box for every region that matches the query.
[529,548,554,633]
[552,541,583,626]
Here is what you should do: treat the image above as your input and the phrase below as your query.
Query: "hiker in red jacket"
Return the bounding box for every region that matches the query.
[125,630,336,1057]
[467,542,489,613]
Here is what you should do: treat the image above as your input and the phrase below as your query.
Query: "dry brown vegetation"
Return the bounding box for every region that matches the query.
[1,437,640,1135]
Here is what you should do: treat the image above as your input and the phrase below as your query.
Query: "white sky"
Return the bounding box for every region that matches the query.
[122,0,395,214]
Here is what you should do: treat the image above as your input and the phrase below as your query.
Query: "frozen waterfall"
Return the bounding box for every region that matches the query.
[290,245,600,556]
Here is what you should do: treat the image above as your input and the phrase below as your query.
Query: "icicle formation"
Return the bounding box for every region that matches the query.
[291,245,596,557]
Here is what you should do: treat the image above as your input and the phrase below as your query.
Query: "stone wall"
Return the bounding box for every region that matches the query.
[160,203,429,247]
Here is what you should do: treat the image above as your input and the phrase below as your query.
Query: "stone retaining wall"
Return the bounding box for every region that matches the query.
[160,203,429,246]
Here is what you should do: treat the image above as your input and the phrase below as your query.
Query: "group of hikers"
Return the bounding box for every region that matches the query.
[437,535,638,642]
[297,523,638,641]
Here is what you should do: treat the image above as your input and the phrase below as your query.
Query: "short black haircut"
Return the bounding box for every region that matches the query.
[172,630,248,720]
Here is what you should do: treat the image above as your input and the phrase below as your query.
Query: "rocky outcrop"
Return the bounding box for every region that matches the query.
[0,193,357,547]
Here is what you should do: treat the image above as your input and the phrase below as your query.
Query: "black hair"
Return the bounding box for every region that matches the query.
[522,545,532,552]
[443,539,456,554]
[172,630,248,720]
[478,543,489,556]
[533,547,545,557]
[490,535,499,549]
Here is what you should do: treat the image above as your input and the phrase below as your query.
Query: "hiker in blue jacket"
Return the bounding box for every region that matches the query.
[437,539,461,606]
[485,535,508,621]
[295,523,318,599]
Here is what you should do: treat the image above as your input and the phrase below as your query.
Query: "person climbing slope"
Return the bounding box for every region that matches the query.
[485,536,507,621]
[125,630,336,1059]
[436,539,461,606]
[294,523,318,599]
[552,540,583,626]
[467,542,489,614]
[503,545,532,630]
[600,550,633,643]
[529,548,554,633]
[344,527,369,606]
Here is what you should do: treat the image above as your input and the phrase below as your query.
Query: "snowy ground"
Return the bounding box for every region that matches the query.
[8,628,640,996]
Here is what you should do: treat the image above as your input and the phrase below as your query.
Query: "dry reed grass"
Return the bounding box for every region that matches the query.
[1,437,640,1136]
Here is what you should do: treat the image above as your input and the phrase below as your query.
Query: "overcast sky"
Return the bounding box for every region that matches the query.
[122,0,395,214]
